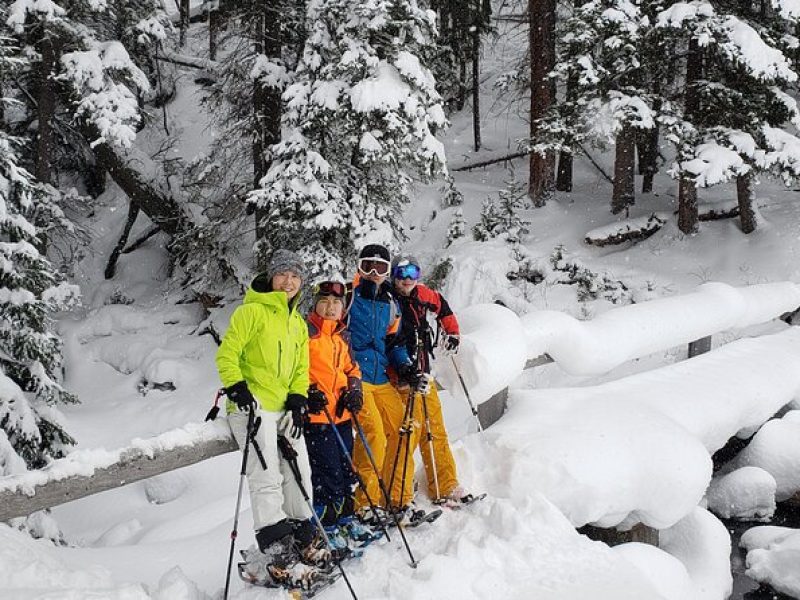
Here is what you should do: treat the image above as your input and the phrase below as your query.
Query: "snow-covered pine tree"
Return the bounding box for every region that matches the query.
[445,207,465,246]
[0,29,79,475]
[250,0,449,277]
[657,0,800,234]
[473,170,530,242]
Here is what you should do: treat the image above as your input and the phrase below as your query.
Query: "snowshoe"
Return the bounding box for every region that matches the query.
[433,491,487,509]
[389,505,443,529]
[237,543,340,597]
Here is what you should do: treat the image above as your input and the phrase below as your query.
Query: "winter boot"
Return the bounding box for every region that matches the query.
[355,505,389,528]
[339,515,381,545]
[395,503,428,527]
[291,518,348,568]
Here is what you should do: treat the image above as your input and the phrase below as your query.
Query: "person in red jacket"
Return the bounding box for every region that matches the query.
[391,254,475,505]
[303,280,374,546]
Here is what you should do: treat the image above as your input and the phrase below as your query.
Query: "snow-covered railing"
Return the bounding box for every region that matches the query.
[0,422,235,521]
[520,282,800,376]
[3,282,798,524]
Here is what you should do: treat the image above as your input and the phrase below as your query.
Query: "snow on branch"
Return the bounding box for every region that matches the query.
[60,41,150,148]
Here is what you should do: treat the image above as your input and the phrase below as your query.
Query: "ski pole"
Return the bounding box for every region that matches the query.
[321,406,392,543]
[277,436,359,600]
[224,406,260,600]
[449,355,484,433]
[419,389,441,501]
[388,388,415,504]
[396,390,417,512]
[350,412,418,567]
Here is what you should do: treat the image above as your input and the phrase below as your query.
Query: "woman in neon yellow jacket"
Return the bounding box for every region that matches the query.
[216,249,328,583]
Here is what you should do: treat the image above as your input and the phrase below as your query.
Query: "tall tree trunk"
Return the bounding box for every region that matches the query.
[612,124,636,214]
[35,30,57,186]
[471,17,481,152]
[678,38,702,234]
[179,0,190,47]
[638,125,659,193]
[737,172,757,233]
[528,0,556,206]
[209,5,220,60]
[556,72,577,192]
[253,3,282,269]
[638,80,661,193]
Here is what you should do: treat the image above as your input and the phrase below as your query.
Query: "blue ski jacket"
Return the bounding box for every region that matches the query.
[346,277,411,385]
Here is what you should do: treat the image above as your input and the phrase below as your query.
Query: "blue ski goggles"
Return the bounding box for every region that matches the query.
[392,263,421,281]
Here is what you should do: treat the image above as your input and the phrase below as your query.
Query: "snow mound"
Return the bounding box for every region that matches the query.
[660,508,733,600]
[494,389,711,529]
[743,526,800,598]
[612,542,694,600]
[733,411,800,500]
[144,472,189,505]
[0,524,151,599]
[706,466,776,521]
[434,303,528,405]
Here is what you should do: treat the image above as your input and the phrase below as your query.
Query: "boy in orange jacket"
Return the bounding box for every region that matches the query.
[304,280,375,544]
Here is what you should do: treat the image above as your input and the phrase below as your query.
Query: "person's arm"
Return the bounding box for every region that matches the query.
[215,304,259,387]
[386,304,412,369]
[419,285,459,335]
[288,319,310,397]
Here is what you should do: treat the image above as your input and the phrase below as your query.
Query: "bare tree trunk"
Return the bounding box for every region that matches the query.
[471,20,481,152]
[678,38,702,234]
[528,0,556,206]
[253,3,282,269]
[35,31,57,186]
[737,172,757,233]
[612,125,636,214]
[105,202,140,279]
[611,124,636,215]
[556,72,577,193]
[678,177,698,233]
[556,152,573,192]
[179,0,190,47]
[209,2,221,60]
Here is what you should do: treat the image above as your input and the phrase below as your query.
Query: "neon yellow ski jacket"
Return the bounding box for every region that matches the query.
[216,286,309,413]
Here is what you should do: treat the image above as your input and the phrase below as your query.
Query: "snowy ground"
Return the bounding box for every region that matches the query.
[7,12,800,600]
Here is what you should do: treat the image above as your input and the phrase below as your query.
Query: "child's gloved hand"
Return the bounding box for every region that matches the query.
[306,387,327,415]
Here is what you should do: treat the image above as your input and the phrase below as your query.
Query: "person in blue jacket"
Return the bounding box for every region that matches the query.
[345,244,428,522]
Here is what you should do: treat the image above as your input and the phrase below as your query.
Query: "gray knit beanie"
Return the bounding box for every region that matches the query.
[252,249,306,292]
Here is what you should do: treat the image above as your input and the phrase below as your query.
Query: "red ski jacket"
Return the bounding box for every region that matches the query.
[396,283,459,373]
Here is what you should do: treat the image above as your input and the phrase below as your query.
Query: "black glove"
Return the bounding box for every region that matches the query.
[307,387,327,415]
[281,393,307,439]
[444,334,460,354]
[336,377,363,418]
[397,364,422,389]
[226,381,256,411]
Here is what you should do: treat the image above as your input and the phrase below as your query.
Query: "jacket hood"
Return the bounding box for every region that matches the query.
[308,310,345,335]
[244,278,302,311]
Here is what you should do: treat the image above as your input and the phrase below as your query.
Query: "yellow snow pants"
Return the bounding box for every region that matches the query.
[411,385,459,500]
[353,381,422,509]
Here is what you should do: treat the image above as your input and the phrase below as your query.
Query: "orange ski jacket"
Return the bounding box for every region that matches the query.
[307,311,362,425]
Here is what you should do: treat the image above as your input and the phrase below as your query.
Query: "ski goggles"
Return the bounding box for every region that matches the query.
[358,258,390,277]
[392,263,421,281]
[314,280,346,298]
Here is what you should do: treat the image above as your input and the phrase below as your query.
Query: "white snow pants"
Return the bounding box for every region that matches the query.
[228,409,313,530]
